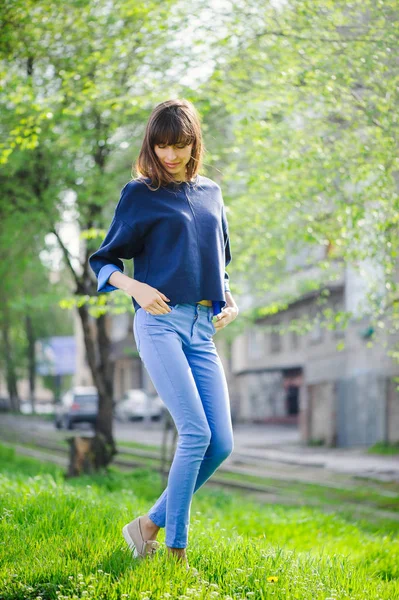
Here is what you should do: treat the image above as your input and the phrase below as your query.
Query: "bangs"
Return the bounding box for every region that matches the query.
[150,113,195,147]
[135,98,203,189]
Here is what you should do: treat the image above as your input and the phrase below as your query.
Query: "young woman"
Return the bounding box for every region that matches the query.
[89,98,239,571]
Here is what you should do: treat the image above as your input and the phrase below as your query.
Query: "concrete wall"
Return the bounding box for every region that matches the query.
[113,357,142,401]
[307,382,336,445]
[336,373,387,446]
[231,280,399,446]
[238,370,286,421]
[387,378,399,444]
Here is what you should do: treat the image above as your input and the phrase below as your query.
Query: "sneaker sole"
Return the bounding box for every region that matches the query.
[122,524,140,559]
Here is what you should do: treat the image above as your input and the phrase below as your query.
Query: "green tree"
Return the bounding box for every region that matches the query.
[0,0,193,467]
[202,0,399,335]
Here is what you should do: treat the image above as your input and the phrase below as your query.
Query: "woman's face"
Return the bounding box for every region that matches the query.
[154,141,193,181]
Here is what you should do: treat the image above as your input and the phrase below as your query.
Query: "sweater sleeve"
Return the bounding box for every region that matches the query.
[221,203,232,293]
[89,183,145,293]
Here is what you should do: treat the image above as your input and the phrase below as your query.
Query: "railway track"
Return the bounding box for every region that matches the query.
[2,424,399,522]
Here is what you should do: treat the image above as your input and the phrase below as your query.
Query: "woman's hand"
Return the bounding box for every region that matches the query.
[129,281,171,315]
[212,305,239,332]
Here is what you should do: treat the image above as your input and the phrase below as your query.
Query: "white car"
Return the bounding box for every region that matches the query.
[114,389,165,422]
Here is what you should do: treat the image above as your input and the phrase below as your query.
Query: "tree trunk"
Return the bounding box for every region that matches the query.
[25,313,36,414]
[65,433,114,477]
[73,302,118,471]
[1,302,20,412]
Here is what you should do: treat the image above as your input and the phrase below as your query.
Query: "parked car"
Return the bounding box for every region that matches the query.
[0,397,11,412]
[114,389,165,422]
[54,386,99,430]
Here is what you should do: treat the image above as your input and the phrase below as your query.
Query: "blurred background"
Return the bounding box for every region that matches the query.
[1,0,399,460]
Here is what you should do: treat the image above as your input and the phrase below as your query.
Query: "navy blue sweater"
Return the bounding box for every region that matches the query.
[89,174,232,316]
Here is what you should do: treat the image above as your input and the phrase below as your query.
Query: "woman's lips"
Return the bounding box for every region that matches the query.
[165,162,180,167]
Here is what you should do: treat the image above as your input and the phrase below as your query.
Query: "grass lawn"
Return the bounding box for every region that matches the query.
[1,442,398,600]
[367,441,399,455]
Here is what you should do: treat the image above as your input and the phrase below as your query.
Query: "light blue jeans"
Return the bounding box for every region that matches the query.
[133,302,234,548]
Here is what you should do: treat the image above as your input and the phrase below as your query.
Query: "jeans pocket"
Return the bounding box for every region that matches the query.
[148,303,179,317]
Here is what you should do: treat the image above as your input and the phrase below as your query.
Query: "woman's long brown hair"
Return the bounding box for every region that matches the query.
[133,98,204,191]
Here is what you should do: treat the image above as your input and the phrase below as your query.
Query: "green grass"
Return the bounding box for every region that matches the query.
[8,439,69,451]
[8,438,399,516]
[7,439,399,515]
[7,410,55,421]
[1,442,399,599]
[368,441,399,455]
[216,471,399,514]
[118,439,162,452]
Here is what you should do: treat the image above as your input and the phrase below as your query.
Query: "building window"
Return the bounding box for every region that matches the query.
[270,321,282,353]
[290,313,299,350]
[309,311,323,344]
[332,301,345,339]
[248,327,264,359]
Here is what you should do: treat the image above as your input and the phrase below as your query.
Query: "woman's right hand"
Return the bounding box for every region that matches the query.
[128,281,172,315]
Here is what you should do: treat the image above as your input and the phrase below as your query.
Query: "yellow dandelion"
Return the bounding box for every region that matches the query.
[267,576,279,583]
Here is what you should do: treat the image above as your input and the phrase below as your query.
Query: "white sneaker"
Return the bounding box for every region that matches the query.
[122,516,160,560]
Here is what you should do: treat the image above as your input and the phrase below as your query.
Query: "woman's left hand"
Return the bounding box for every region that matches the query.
[212,306,239,332]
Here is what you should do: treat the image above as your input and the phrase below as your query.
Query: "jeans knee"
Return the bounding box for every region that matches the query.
[180,427,212,452]
[213,438,234,463]
[223,441,234,461]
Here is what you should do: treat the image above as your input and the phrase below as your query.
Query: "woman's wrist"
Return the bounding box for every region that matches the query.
[108,271,141,297]
[225,291,238,312]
